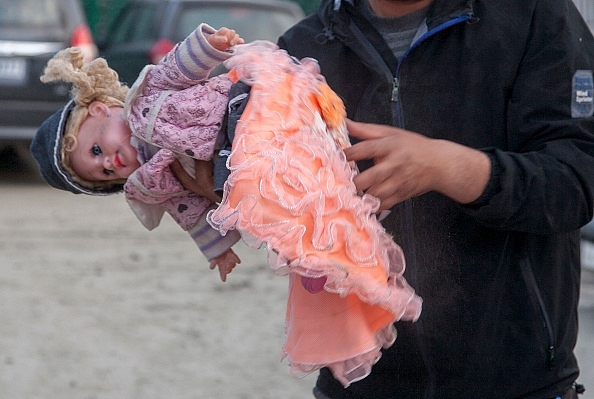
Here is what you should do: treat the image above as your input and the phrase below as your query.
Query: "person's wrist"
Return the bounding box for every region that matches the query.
[431,140,490,204]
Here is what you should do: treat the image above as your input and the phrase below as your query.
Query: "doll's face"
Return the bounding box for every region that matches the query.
[70,103,141,182]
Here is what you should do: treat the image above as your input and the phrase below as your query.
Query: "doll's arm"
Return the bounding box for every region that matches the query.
[125,149,241,267]
[151,24,243,88]
[185,203,241,263]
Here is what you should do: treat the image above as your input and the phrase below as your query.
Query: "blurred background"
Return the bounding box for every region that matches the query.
[0,0,593,398]
[81,0,319,41]
[0,0,307,149]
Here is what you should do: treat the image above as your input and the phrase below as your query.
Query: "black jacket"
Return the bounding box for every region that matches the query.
[278,0,594,397]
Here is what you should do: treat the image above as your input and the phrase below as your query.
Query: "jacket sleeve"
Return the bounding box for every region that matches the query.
[124,149,240,260]
[463,0,594,234]
[213,81,252,196]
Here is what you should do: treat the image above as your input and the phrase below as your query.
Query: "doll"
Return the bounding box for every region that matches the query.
[30,24,244,281]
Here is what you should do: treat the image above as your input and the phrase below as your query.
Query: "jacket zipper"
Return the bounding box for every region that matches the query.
[391,11,476,265]
[388,12,475,396]
[392,11,475,278]
[392,13,473,105]
[391,77,400,102]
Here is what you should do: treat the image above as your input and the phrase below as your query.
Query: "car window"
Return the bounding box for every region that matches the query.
[174,5,300,43]
[109,3,159,45]
[0,0,63,27]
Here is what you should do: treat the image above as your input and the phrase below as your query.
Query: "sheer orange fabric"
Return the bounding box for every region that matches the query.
[208,42,422,387]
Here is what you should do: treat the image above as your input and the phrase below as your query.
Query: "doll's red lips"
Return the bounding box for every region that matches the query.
[113,153,124,168]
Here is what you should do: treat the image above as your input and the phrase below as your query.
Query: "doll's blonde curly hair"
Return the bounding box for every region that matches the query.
[40,47,130,191]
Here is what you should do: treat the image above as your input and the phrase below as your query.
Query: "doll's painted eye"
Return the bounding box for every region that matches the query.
[103,169,114,176]
[92,144,102,156]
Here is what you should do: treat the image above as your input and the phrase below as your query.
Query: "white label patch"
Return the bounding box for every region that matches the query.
[572,70,594,118]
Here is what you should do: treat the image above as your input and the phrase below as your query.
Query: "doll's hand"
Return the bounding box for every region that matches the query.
[207,27,245,51]
[209,248,241,282]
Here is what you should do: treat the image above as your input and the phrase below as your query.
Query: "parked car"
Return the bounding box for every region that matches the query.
[0,0,97,145]
[98,0,305,86]
[573,0,594,33]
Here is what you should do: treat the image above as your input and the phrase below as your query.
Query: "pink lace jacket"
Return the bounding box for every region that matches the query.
[123,24,240,260]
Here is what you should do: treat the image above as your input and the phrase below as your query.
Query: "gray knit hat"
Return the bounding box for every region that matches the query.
[30,100,123,195]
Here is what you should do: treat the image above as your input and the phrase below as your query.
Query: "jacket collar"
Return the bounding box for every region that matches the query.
[426,0,475,29]
[322,0,475,30]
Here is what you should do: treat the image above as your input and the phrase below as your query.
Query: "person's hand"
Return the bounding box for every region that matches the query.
[210,248,241,282]
[344,119,491,211]
[169,158,221,204]
[207,27,244,51]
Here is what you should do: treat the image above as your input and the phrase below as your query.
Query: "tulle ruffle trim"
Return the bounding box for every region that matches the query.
[207,41,422,387]
[210,127,422,319]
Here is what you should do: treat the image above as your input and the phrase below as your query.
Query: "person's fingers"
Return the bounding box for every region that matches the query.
[171,158,216,200]
[170,158,221,203]
[344,137,387,163]
[346,119,393,140]
[352,163,388,193]
[343,120,398,163]
[169,158,195,188]
[194,160,222,203]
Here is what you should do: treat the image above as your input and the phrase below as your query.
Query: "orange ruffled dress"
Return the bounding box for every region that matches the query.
[207,41,422,387]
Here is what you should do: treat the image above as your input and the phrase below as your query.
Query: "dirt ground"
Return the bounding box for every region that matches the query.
[0,152,317,399]
[1,149,592,399]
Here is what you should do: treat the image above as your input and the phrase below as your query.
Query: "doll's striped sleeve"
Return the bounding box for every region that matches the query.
[188,203,241,260]
[175,23,233,81]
